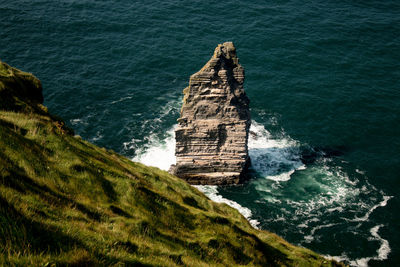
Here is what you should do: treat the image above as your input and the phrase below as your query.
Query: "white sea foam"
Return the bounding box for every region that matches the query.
[304,235,314,243]
[326,195,392,267]
[194,185,260,229]
[70,114,92,126]
[266,170,295,182]
[371,225,391,261]
[90,130,104,142]
[327,207,344,213]
[327,224,391,266]
[123,138,141,150]
[132,126,176,171]
[248,121,305,182]
[70,118,83,125]
[284,161,360,214]
[355,169,366,175]
[349,195,392,222]
[110,96,133,104]
[159,98,181,119]
[304,223,338,243]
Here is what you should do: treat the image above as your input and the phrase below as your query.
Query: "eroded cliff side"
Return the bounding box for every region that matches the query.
[170,42,251,185]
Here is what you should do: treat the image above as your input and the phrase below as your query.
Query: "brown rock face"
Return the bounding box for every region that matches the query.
[170,42,251,185]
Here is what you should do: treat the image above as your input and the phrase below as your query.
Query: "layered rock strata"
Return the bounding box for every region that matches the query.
[170,42,251,185]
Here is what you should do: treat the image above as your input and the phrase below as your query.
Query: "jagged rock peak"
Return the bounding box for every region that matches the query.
[170,42,251,185]
[208,41,239,65]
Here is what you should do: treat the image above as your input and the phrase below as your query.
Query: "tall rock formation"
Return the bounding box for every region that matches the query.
[170,42,251,185]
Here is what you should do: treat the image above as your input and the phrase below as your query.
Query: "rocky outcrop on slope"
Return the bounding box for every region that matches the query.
[0,60,43,111]
[0,60,73,134]
[170,42,251,185]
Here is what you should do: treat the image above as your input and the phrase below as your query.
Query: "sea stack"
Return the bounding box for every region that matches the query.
[170,42,251,185]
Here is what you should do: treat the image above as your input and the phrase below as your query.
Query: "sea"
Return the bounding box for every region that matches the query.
[1,1,399,266]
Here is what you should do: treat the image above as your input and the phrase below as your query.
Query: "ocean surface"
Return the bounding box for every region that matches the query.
[1,1,399,266]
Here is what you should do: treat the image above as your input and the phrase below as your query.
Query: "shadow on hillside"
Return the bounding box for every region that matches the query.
[0,195,83,254]
[65,140,120,202]
[0,195,150,265]
[0,151,103,222]
[0,119,118,203]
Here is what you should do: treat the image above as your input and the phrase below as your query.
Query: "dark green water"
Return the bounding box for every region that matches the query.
[1,1,399,265]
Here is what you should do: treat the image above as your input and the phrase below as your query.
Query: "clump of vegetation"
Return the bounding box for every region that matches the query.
[0,60,344,266]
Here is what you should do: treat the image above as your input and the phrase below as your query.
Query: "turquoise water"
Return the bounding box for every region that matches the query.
[1,1,399,265]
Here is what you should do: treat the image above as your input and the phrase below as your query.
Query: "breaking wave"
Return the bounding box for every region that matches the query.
[131,126,176,171]
[248,121,305,181]
[193,185,260,229]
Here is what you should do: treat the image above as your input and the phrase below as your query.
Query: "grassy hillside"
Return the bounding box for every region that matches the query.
[0,60,343,266]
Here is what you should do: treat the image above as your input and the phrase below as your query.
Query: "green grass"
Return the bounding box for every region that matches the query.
[0,63,8,76]
[0,61,345,266]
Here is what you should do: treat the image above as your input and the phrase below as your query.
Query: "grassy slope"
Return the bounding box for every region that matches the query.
[0,61,343,266]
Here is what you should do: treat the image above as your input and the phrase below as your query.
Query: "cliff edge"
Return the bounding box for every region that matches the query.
[171,42,251,185]
[0,60,343,266]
